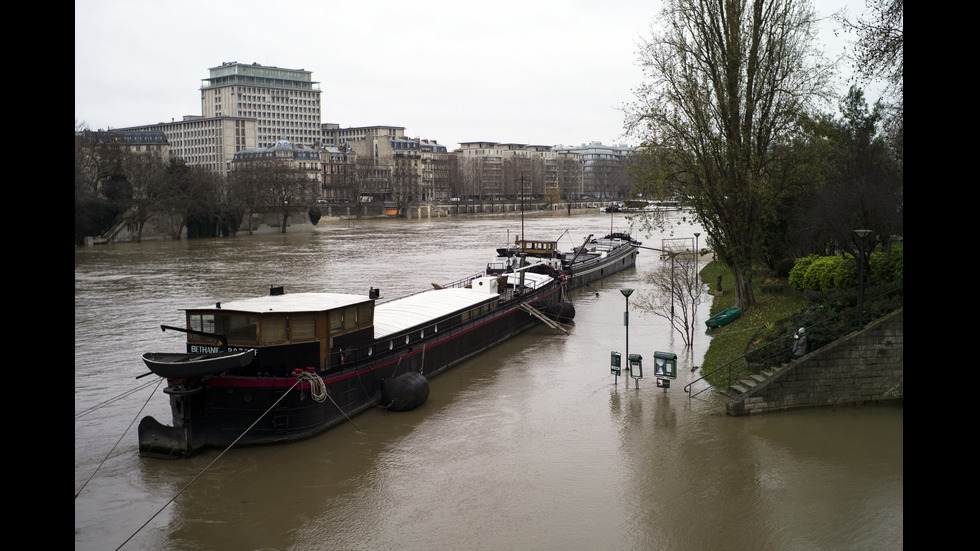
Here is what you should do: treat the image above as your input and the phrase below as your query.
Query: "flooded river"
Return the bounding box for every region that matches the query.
[75,211,902,550]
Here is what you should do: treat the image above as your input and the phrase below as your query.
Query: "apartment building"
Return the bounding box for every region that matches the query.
[232,139,323,199]
[321,145,355,202]
[121,115,256,177]
[553,142,634,200]
[321,124,405,146]
[419,139,451,201]
[202,62,322,149]
[323,125,451,203]
[456,142,582,201]
[81,129,171,161]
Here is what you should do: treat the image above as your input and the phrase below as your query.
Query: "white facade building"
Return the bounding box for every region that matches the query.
[202,62,322,149]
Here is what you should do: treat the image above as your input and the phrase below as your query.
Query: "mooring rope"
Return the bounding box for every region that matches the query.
[75,377,162,419]
[293,369,327,402]
[295,368,361,432]
[114,380,300,550]
[75,376,165,499]
[389,354,403,379]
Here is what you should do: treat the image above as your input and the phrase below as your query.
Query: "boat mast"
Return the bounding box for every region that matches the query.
[519,173,526,292]
[519,172,525,242]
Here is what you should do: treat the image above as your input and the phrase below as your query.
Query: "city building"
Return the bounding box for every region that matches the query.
[455,142,582,201]
[120,115,256,177]
[83,129,171,161]
[114,61,323,178]
[232,139,322,187]
[321,124,405,146]
[320,145,355,202]
[202,62,322,149]
[419,139,451,202]
[553,142,634,200]
[322,125,451,204]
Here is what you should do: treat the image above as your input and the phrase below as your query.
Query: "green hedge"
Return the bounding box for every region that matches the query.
[788,243,903,291]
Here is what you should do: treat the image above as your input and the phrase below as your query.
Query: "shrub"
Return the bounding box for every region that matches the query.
[789,254,854,291]
[871,242,903,283]
[789,243,903,291]
[788,255,819,290]
[308,207,322,225]
[773,257,796,279]
[802,255,836,290]
[830,256,859,288]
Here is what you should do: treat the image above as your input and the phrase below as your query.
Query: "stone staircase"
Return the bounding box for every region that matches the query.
[718,364,788,399]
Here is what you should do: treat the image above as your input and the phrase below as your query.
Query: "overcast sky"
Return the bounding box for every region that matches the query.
[75,0,876,151]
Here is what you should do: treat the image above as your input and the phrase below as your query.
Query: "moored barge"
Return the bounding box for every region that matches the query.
[138,266,568,458]
[138,233,640,458]
[492,232,641,289]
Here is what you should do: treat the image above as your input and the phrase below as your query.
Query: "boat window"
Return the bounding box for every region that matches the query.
[189,313,257,344]
[290,314,316,340]
[263,315,288,343]
[358,302,373,326]
[329,309,343,332]
[344,306,358,330]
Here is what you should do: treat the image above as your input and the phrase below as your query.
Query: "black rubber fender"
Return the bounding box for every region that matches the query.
[381,372,430,411]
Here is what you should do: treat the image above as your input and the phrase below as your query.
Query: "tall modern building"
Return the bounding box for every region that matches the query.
[201,62,322,149]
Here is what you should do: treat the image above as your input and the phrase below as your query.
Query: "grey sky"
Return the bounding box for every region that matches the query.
[75,0,876,151]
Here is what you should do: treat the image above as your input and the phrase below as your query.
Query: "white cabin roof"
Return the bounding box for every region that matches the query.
[190,292,369,314]
[373,287,494,338]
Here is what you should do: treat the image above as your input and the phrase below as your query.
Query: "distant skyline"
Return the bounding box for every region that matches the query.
[75,0,880,151]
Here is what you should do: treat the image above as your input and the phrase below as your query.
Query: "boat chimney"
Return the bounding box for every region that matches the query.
[216,302,221,309]
[369,287,380,299]
[270,285,285,296]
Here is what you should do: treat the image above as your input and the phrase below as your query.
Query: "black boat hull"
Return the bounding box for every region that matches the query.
[138,238,639,458]
[138,284,565,458]
[564,243,638,290]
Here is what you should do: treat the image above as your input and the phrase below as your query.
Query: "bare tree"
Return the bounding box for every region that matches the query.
[121,152,167,242]
[267,161,316,232]
[462,157,489,203]
[839,0,903,160]
[228,159,276,234]
[390,162,418,217]
[353,155,386,214]
[626,0,832,309]
[634,253,704,347]
[74,127,127,197]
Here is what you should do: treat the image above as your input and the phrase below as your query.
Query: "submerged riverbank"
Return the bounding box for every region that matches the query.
[87,201,612,244]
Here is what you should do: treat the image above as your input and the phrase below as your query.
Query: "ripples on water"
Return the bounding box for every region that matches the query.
[75,212,902,551]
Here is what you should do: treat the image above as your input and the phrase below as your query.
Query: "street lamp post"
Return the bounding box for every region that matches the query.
[854,229,872,329]
[621,288,634,374]
[693,232,700,338]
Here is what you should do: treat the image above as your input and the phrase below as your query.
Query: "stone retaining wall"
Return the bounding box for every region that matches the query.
[727,308,903,416]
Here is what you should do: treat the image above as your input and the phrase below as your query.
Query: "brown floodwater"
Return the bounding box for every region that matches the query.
[75,211,902,550]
